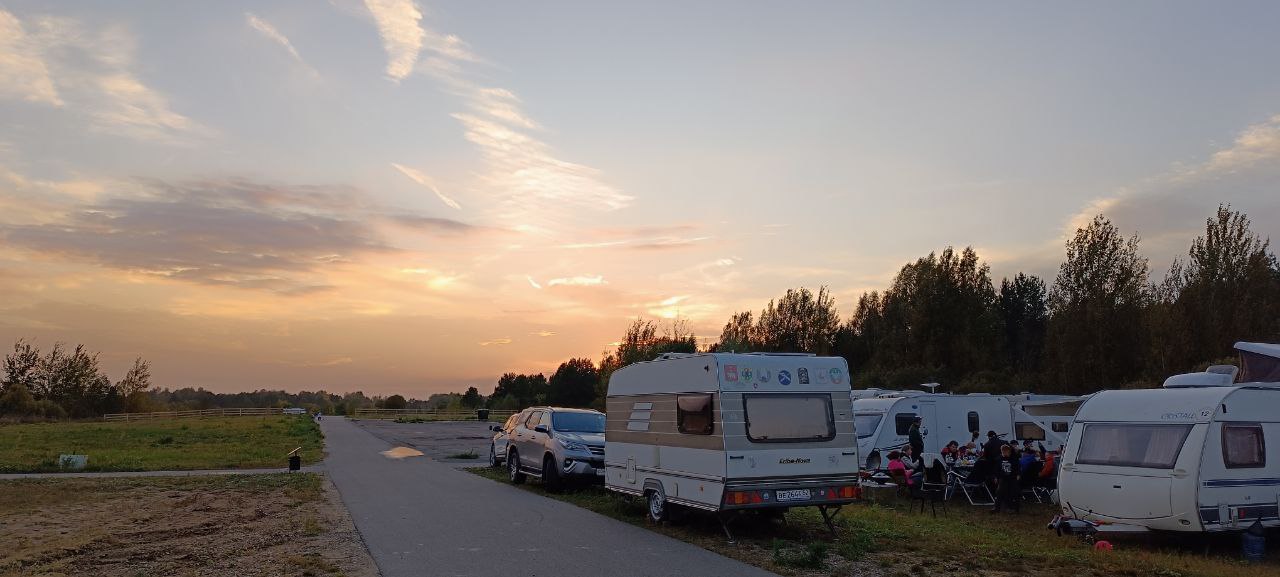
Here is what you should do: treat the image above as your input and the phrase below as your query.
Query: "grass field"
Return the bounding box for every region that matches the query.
[0,473,375,577]
[467,466,1279,577]
[0,416,323,473]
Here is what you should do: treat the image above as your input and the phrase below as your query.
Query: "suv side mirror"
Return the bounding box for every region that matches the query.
[534,424,550,434]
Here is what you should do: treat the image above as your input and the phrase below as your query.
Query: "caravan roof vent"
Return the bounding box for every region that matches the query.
[741,352,817,357]
[1163,371,1235,388]
[655,353,696,361]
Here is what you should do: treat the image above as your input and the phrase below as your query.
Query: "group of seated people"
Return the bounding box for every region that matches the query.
[883,431,1060,513]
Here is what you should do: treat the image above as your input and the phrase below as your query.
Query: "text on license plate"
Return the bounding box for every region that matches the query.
[595,469,605,476]
[776,489,811,502]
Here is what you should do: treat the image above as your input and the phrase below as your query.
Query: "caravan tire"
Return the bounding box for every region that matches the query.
[508,449,526,484]
[542,455,562,492]
[646,489,667,523]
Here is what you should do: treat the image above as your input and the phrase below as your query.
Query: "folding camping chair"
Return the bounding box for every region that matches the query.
[915,460,948,517]
[1020,460,1045,503]
[948,462,995,506]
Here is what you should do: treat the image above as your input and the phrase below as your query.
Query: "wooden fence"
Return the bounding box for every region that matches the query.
[103,407,289,422]
[352,408,515,422]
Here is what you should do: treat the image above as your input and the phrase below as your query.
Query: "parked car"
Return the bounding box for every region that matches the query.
[487,412,523,467]
[506,407,605,490]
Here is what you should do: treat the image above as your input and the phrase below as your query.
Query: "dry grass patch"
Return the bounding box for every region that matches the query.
[0,473,375,577]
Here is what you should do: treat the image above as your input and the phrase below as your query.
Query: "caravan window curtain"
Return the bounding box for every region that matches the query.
[1222,424,1266,469]
[743,394,835,443]
[1077,424,1192,469]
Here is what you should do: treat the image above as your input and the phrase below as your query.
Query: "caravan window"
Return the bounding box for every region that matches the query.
[677,394,714,435]
[1051,422,1069,433]
[1222,424,1266,469]
[967,412,980,434]
[1015,422,1046,441]
[894,413,917,435]
[743,394,835,443]
[854,414,883,439]
[1076,424,1192,469]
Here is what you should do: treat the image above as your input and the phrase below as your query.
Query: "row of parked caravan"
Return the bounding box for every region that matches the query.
[487,342,1280,535]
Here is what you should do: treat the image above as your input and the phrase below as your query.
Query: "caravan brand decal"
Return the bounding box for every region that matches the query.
[829,367,844,384]
[741,367,755,383]
[779,457,812,464]
[798,367,810,384]
[777,370,792,386]
[758,368,771,383]
[1161,411,1195,421]
[724,365,738,382]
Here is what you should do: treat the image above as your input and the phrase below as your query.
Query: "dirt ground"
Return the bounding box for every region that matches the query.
[0,473,377,577]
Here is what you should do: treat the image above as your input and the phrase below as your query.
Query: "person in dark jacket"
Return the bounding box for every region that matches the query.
[908,417,925,460]
[982,431,1003,462]
[991,444,1021,513]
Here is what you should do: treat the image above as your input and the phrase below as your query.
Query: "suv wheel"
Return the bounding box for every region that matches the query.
[488,443,499,468]
[542,455,562,492]
[646,488,667,523]
[508,449,526,484]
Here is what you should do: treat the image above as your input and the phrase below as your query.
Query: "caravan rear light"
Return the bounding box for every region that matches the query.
[726,491,749,505]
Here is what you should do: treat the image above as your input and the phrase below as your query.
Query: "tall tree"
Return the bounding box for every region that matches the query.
[1176,205,1279,359]
[716,311,757,352]
[547,358,598,407]
[2,339,40,396]
[998,273,1048,374]
[1046,215,1149,392]
[754,286,840,355]
[460,386,482,409]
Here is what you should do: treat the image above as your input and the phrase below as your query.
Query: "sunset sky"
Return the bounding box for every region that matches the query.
[2,1,1278,396]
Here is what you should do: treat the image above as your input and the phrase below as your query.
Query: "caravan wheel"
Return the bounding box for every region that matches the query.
[646,489,668,523]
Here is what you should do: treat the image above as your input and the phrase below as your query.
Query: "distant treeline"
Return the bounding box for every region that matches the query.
[487,205,1280,409]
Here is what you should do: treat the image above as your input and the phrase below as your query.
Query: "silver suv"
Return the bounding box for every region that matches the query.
[506,407,605,490]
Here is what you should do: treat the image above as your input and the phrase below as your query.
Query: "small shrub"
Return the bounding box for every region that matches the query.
[447,450,479,460]
[772,539,828,569]
[154,436,175,446]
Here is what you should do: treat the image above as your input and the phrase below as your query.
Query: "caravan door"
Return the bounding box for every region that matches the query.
[918,402,938,453]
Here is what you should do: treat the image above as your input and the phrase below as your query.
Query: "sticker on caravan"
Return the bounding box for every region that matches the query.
[724,365,738,382]
[758,368,771,383]
[741,367,755,382]
[797,367,809,384]
[816,370,829,384]
[778,370,792,386]
[830,367,844,384]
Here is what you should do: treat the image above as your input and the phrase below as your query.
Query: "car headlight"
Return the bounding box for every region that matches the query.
[557,438,587,452]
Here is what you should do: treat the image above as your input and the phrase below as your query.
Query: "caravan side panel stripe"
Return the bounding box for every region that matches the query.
[1202,478,1280,488]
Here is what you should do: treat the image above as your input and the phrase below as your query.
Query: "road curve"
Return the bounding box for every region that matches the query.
[320,417,777,577]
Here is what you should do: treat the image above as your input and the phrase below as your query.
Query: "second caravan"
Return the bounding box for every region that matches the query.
[604,353,860,527]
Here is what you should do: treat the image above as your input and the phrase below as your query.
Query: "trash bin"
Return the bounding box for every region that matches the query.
[288,454,301,472]
[476,408,490,422]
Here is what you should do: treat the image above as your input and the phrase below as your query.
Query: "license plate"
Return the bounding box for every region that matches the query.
[776,489,811,502]
[595,469,605,477]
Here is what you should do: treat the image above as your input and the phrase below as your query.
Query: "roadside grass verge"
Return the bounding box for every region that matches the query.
[466,466,1278,577]
[0,416,323,473]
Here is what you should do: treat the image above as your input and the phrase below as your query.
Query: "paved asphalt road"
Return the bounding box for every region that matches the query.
[320,417,777,577]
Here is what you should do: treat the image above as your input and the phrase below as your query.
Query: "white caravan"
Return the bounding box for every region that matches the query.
[1057,342,1280,533]
[604,352,860,532]
[852,392,1015,468]
[1008,394,1085,451]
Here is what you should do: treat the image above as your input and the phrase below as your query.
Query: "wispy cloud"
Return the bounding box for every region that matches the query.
[1056,113,1280,274]
[525,276,543,289]
[547,275,606,287]
[245,12,317,77]
[362,0,424,81]
[531,330,556,337]
[0,177,390,293]
[0,13,207,143]
[0,10,62,106]
[478,338,512,346]
[390,162,461,210]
